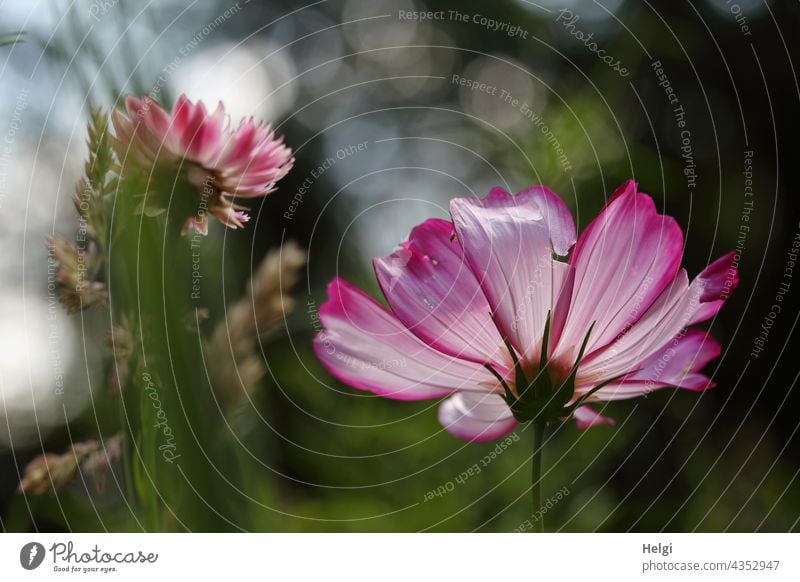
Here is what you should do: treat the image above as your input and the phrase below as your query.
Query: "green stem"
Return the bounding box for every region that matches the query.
[120,428,135,509]
[531,421,546,533]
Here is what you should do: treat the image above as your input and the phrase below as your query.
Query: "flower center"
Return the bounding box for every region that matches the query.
[484,313,599,424]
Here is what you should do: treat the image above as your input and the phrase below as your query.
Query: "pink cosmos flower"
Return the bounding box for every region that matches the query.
[313,180,738,442]
[111,94,294,235]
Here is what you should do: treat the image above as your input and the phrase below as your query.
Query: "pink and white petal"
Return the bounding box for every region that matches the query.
[170,94,195,133]
[112,94,293,211]
[219,119,258,170]
[516,185,577,256]
[688,252,739,324]
[587,376,712,402]
[313,278,497,401]
[110,109,137,156]
[220,141,293,196]
[556,181,684,359]
[578,270,689,382]
[549,261,575,353]
[580,252,737,384]
[222,123,285,172]
[587,330,720,401]
[129,96,173,148]
[181,216,208,236]
[187,101,226,165]
[572,406,615,430]
[635,329,720,387]
[172,96,209,156]
[437,391,516,442]
[113,102,162,164]
[133,102,189,163]
[374,218,508,369]
[450,189,564,362]
[211,200,249,229]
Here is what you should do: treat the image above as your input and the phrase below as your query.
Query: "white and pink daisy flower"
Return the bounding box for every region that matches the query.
[111,94,294,235]
[313,180,738,442]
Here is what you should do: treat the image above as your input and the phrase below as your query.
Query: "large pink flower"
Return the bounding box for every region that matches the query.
[313,181,738,441]
[111,94,294,235]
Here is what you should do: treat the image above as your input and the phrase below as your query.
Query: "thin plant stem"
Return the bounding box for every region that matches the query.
[531,421,546,533]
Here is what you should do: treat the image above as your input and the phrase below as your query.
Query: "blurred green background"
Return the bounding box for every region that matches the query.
[1,0,799,532]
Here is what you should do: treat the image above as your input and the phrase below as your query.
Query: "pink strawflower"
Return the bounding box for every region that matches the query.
[111,94,293,235]
[313,181,738,441]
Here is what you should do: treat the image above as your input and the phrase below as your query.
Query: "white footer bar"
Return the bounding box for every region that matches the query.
[1,533,796,581]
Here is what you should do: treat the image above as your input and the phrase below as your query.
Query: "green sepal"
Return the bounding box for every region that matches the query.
[483,363,516,404]
[491,315,630,427]
[562,368,640,418]
[538,311,552,373]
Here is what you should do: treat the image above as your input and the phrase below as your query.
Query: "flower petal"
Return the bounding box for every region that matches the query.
[113,94,293,204]
[374,218,509,370]
[688,252,739,325]
[579,252,737,384]
[590,330,720,400]
[556,181,684,360]
[172,95,205,151]
[450,188,569,362]
[133,96,173,147]
[572,406,615,429]
[437,391,516,442]
[187,101,226,164]
[313,278,497,401]
[516,185,577,256]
